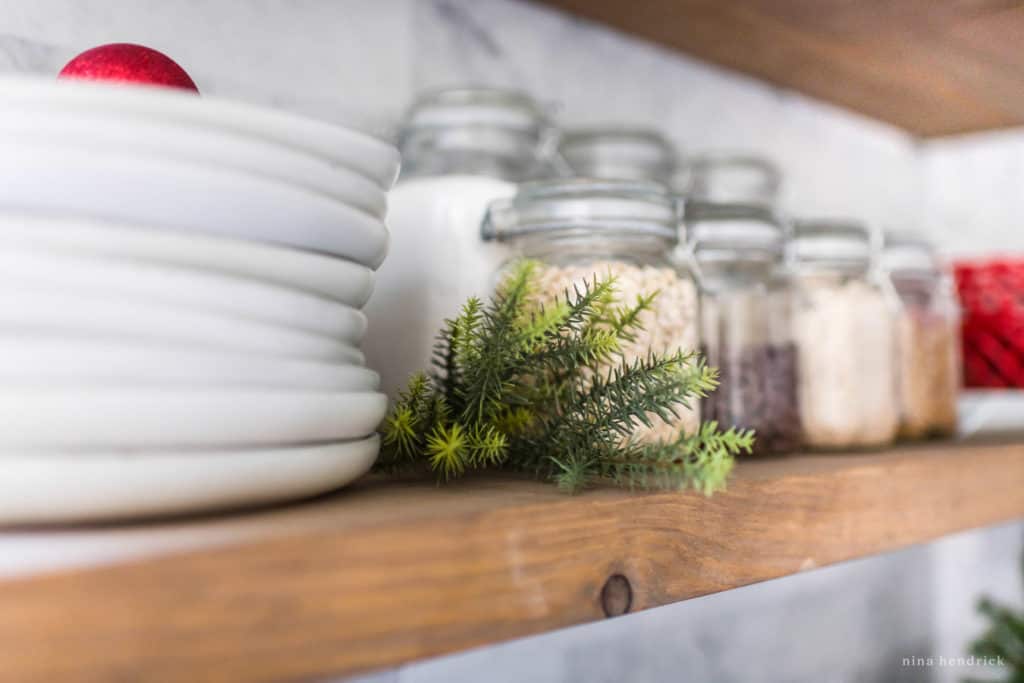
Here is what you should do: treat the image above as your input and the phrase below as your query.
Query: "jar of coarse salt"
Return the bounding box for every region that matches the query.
[789,219,899,450]
[364,87,562,398]
[482,178,701,440]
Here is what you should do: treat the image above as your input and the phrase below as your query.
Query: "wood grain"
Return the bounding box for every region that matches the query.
[534,0,1024,136]
[1,441,1023,682]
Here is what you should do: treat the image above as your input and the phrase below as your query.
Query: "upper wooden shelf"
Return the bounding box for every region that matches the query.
[1,440,1023,681]
[535,0,1024,137]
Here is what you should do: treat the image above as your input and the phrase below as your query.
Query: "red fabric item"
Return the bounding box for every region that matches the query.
[955,258,1024,387]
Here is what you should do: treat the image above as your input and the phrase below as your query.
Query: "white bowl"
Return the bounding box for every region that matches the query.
[0,246,368,338]
[0,141,390,268]
[0,76,400,188]
[0,338,377,391]
[0,215,375,305]
[0,389,387,448]
[0,110,387,218]
[0,289,362,361]
[0,435,380,525]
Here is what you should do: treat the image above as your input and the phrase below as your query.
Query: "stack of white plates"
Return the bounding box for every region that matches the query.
[0,76,400,524]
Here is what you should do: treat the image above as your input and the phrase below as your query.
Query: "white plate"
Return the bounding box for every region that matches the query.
[0,289,362,361]
[0,436,380,525]
[0,339,376,390]
[0,246,368,338]
[0,111,388,218]
[0,389,387,448]
[0,76,399,188]
[0,141,390,268]
[0,215,375,305]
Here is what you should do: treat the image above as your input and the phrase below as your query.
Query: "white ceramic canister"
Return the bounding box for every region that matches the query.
[364,88,561,398]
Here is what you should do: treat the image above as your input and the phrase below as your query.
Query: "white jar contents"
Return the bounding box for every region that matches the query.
[792,277,898,448]
[364,175,515,398]
[531,260,701,440]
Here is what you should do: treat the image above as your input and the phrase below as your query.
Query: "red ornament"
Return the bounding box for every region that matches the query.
[58,43,198,93]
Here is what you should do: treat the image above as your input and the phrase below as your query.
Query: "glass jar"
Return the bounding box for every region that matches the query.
[881,232,960,439]
[558,128,679,185]
[397,87,560,182]
[687,201,800,454]
[366,88,561,398]
[483,178,701,440]
[789,219,899,449]
[682,154,781,206]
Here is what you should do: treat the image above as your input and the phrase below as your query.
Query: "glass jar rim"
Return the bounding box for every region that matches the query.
[684,153,781,203]
[482,177,679,244]
[881,231,941,274]
[685,200,786,259]
[397,87,559,181]
[560,127,678,163]
[790,218,872,264]
[400,87,550,134]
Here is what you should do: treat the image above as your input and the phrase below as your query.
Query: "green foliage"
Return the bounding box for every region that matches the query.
[965,552,1024,683]
[376,260,755,494]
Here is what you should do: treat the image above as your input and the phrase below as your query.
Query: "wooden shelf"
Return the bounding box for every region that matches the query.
[535,0,1024,137]
[1,440,1023,681]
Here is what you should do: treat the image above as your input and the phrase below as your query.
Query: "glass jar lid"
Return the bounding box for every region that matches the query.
[558,128,679,184]
[403,87,547,131]
[685,201,785,262]
[482,178,679,244]
[397,87,557,180]
[791,218,873,266]
[880,231,940,275]
[684,154,781,205]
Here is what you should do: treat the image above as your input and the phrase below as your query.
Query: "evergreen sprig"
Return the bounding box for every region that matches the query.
[966,552,1024,682]
[376,260,754,494]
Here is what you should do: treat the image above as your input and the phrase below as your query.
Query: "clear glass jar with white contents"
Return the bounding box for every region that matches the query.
[790,219,899,450]
[558,128,679,185]
[687,201,800,454]
[881,233,960,439]
[366,88,562,398]
[682,154,781,207]
[483,178,701,440]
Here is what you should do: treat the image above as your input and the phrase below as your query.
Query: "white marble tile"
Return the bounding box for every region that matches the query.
[921,128,1024,257]
[0,32,69,73]
[0,0,415,135]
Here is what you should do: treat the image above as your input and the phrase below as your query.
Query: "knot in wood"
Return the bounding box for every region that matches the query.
[600,573,632,617]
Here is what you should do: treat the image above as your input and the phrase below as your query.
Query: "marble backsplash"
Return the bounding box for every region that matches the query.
[0,2,1021,682]
[0,0,924,232]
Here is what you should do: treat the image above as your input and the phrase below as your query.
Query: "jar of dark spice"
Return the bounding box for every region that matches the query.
[686,201,800,454]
